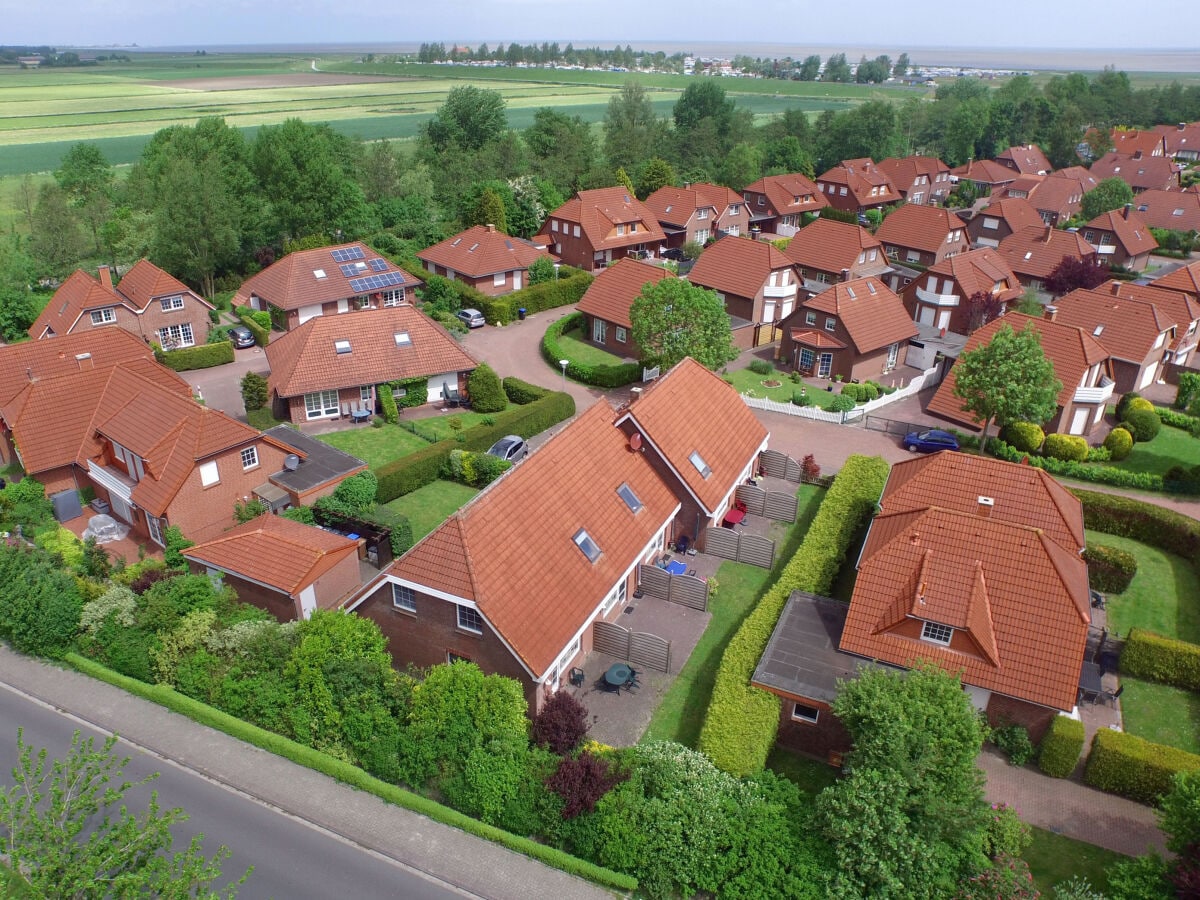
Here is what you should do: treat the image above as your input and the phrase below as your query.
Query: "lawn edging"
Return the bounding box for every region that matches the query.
[64,652,638,893]
[697,454,890,776]
[542,312,641,388]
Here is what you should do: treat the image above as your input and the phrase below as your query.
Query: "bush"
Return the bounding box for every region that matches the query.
[443,449,511,488]
[541,312,641,388]
[748,359,773,376]
[1177,372,1200,411]
[1082,542,1138,593]
[532,690,589,754]
[502,377,549,405]
[991,724,1035,767]
[1083,728,1200,803]
[154,341,234,372]
[858,381,879,401]
[234,308,270,346]
[1165,463,1200,494]
[545,751,625,819]
[791,390,812,407]
[1104,426,1134,460]
[378,387,399,424]
[1120,628,1200,692]
[475,266,592,326]
[829,393,856,413]
[0,545,85,657]
[1039,715,1085,778]
[699,455,890,775]
[1126,397,1155,415]
[989,440,1167,492]
[1115,391,1143,421]
[1000,422,1045,454]
[1074,488,1200,561]
[1122,408,1161,442]
[840,383,859,402]
[1157,406,1200,436]
[467,363,506,413]
[162,525,194,569]
[1043,433,1089,461]
[240,371,268,412]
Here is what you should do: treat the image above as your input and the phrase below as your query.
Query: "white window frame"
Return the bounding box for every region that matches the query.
[90,308,117,326]
[147,515,165,547]
[824,317,836,332]
[304,390,340,420]
[240,446,259,471]
[160,295,185,312]
[791,702,820,724]
[921,620,954,645]
[799,347,815,370]
[805,311,817,326]
[391,583,416,613]
[493,271,506,287]
[615,326,627,343]
[158,322,194,349]
[382,289,404,307]
[457,604,483,633]
[199,460,219,487]
[360,386,372,404]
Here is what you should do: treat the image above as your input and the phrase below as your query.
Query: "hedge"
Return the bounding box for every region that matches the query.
[1082,542,1138,593]
[1072,488,1200,563]
[542,312,641,388]
[502,377,549,405]
[375,390,575,502]
[1043,433,1089,462]
[1038,715,1085,778]
[1120,628,1200,692]
[990,439,1169,492]
[698,454,891,776]
[1083,728,1200,804]
[476,266,592,325]
[65,654,636,892]
[155,341,235,371]
[235,308,270,347]
[1157,406,1200,437]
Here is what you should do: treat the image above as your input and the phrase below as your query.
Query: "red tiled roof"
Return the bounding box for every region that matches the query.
[998,225,1097,280]
[688,236,795,299]
[385,400,682,677]
[875,204,967,254]
[1110,129,1167,158]
[782,218,885,276]
[1085,208,1158,256]
[787,328,847,350]
[1154,260,1200,298]
[576,258,672,329]
[801,276,917,354]
[0,328,155,410]
[31,270,130,338]
[951,159,1018,185]
[233,243,422,311]
[416,225,549,278]
[927,312,1109,427]
[540,187,666,251]
[975,197,1046,234]
[116,259,210,309]
[816,159,901,206]
[743,173,829,216]
[266,307,478,399]
[1104,280,1200,353]
[876,156,950,193]
[643,182,741,227]
[1053,287,1173,364]
[183,514,358,601]
[1026,173,1088,219]
[1055,166,1100,193]
[1130,189,1200,232]
[997,144,1053,175]
[920,247,1023,304]
[1154,122,1200,157]
[1089,152,1181,193]
[618,358,768,515]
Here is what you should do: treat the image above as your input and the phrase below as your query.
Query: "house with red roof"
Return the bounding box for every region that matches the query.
[345,359,768,712]
[416,224,551,296]
[687,237,800,349]
[999,172,1092,226]
[233,242,422,332]
[782,218,890,290]
[876,155,952,206]
[901,247,1024,335]
[998,224,1099,292]
[575,258,671,358]
[1110,128,1168,158]
[876,205,969,267]
[265,306,478,422]
[535,186,667,271]
[753,452,1091,758]
[928,311,1114,437]
[966,197,1045,248]
[184,514,362,621]
[31,260,215,348]
[1130,189,1200,232]
[742,173,829,237]
[779,276,917,381]
[643,182,749,247]
[1154,258,1200,301]
[1104,280,1200,368]
[996,144,1053,176]
[816,159,901,214]
[1155,121,1200,162]
[1089,151,1181,194]
[950,159,1019,197]
[1082,206,1158,271]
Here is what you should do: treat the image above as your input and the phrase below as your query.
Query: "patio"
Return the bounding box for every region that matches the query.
[61,507,161,567]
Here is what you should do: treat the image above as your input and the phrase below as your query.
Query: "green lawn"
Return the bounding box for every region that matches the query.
[557,326,632,366]
[404,409,510,443]
[1109,420,1200,477]
[1023,826,1125,894]
[640,484,826,746]
[1119,676,1200,754]
[724,365,844,409]
[383,479,479,541]
[316,423,430,469]
[1086,530,1200,643]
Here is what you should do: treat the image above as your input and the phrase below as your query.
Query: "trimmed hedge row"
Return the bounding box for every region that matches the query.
[155,341,235,371]
[235,308,271,347]
[1082,542,1138,593]
[65,654,637,892]
[375,391,575,502]
[1072,488,1200,563]
[1120,628,1200,692]
[990,439,1169,492]
[476,267,593,326]
[1038,715,1085,778]
[502,376,549,404]
[1083,728,1200,804]
[1157,406,1200,436]
[542,312,641,388]
[698,454,891,776]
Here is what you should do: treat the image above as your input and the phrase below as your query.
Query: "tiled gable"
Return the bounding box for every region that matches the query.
[576,257,672,329]
[782,219,885,276]
[1054,287,1174,364]
[233,243,422,312]
[800,277,917,354]
[876,204,968,254]
[541,187,666,251]
[30,269,130,338]
[998,225,1096,280]
[744,173,829,215]
[688,236,795,300]
[416,225,549,278]
[1084,208,1158,256]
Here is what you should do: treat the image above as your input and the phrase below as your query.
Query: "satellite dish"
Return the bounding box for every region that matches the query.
[629,433,643,452]
[283,454,301,471]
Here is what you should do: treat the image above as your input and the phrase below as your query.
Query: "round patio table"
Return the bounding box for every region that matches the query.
[605,663,632,687]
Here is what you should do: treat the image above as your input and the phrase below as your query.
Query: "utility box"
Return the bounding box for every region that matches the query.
[50,489,83,523]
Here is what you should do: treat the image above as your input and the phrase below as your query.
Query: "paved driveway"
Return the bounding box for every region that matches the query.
[188,345,271,422]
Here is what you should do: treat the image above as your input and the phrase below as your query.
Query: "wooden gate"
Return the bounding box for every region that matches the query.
[759,448,801,482]
[592,621,671,673]
[637,565,709,611]
[735,484,797,523]
[703,528,776,568]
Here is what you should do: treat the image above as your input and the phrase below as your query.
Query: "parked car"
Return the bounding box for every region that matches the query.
[660,247,687,262]
[903,429,960,453]
[487,435,529,462]
[456,308,486,329]
[229,325,256,349]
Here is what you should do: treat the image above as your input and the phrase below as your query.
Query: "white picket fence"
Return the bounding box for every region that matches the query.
[740,365,940,424]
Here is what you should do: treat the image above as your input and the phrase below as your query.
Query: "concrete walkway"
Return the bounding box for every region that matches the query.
[978,748,1166,857]
[0,647,616,900]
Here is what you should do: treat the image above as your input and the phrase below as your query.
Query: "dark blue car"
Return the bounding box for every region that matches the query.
[903,429,959,453]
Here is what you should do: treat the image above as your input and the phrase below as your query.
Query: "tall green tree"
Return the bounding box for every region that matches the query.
[474,187,508,234]
[952,322,1062,449]
[1080,176,1135,220]
[54,143,113,253]
[604,81,666,173]
[524,108,597,193]
[823,53,852,83]
[630,278,737,370]
[0,237,39,341]
[893,53,910,78]
[718,142,763,192]
[636,157,676,199]
[151,155,240,297]
[671,81,750,175]
[423,85,507,153]
[358,140,402,202]
[796,55,821,81]
[30,183,85,274]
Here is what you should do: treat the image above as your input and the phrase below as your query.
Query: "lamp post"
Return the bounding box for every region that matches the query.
[559,359,569,392]
[553,263,561,282]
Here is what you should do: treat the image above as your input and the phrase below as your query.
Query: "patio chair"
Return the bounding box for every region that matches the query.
[1100,685,1125,707]
[341,402,351,418]
[673,535,690,555]
[597,676,620,694]
[569,667,585,688]
[442,382,461,408]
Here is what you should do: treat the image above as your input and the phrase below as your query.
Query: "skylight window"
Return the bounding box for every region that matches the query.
[617,482,643,513]
[393,331,412,346]
[846,286,856,299]
[469,243,479,252]
[573,529,602,563]
[313,269,327,279]
[867,281,876,294]
[451,237,462,246]
[688,450,712,479]
[1093,325,1104,337]
[334,339,351,354]
[1024,251,1033,260]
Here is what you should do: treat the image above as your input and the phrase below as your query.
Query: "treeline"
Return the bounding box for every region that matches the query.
[732,51,911,83]
[411,41,686,72]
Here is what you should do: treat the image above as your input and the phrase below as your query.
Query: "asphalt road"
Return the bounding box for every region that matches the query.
[0,682,468,900]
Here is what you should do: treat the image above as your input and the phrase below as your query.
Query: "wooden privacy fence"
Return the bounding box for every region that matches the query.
[759,448,801,482]
[592,621,671,673]
[734,483,798,523]
[637,565,709,611]
[704,527,776,568]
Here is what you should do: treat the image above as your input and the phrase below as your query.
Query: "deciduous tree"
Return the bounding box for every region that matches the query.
[30,183,85,274]
[1043,254,1109,296]
[1080,176,1135,221]
[424,85,507,153]
[630,278,737,371]
[604,81,666,174]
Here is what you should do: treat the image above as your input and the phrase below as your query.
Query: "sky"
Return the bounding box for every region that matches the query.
[3,0,1197,55]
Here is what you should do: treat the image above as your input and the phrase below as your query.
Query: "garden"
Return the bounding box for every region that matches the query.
[724,358,902,413]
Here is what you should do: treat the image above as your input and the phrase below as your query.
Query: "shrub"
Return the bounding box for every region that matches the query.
[858,381,879,401]
[829,393,856,413]
[981,803,1032,859]
[1157,406,1200,436]
[748,359,773,376]
[1083,728,1200,803]
[240,371,268,412]
[1043,433,1089,461]
[699,455,890,775]
[502,377,549,405]
[1104,426,1134,460]
[1074,488,1200,561]
[234,308,270,346]
[791,390,812,406]
[467,362,506,413]
[1126,397,1155,415]
[542,312,640,388]
[443,449,511,488]
[1000,422,1045,454]
[1039,715,1085,778]
[1120,628,1200,692]
[1115,391,1142,421]
[33,525,84,569]
[1177,372,1200,411]
[378,387,399,424]
[330,471,378,513]
[155,341,234,372]
[545,751,625,819]
[990,724,1035,767]
[801,454,821,481]
[476,267,592,325]
[280,506,316,525]
[0,545,85,657]
[1082,542,1138,593]
[1122,408,1161,442]
[990,440,1166,491]
[840,383,860,402]
[531,691,589,754]
[1165,463,1200,494]
[162,525,194,569]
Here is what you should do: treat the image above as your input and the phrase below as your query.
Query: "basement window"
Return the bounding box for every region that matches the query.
[791,703,820,724]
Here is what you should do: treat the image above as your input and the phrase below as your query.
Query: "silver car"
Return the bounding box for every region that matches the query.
[487,435,529,462]
[456,308,486,329]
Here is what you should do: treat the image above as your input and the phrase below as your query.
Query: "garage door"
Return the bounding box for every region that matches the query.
[1138,361,1158,389]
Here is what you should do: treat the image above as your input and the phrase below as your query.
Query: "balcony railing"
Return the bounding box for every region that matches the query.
[763,283,798,299]
[1073,377,1115,405]
[914,285,961,307]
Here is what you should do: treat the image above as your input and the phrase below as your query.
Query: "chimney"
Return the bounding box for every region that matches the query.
[485,223,495,233]
[977,496,995,517]
[1110,281,1122,296]
[98,265,113,290]
[840,268,850,282]
[629,386,643,404]
[1043,305,1057,322]
[1123,202,1133,220]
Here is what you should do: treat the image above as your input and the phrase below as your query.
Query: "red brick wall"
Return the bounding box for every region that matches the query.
[188,563,300,621]
[421,263,522,297]
[772,695,852,764]
[578,313,639,359]
[63,299,211,349]
[985,693,1057,743]
[167,440,291,543]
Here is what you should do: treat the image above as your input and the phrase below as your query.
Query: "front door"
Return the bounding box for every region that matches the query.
[593,317,607,344]
[513,269,522,290]
[1069,408,1089,435]
[887,342,899,369]
[818,353,833,378]
[109,494,135,525]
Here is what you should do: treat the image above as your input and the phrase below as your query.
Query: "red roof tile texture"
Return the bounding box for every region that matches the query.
[817,159,901,206]
[1085,209,1158,256]
[0,328,155,409]
[875,204,967,254]
[643,182,741,227]
[116,259,207,308]
[1090,152,1181,193]
[1154,260,1200,298]
[576,257,672,329]
[233,243,422,311]
[1130,190,1200,232]
[876,155,950,192]
[998,225,1097,280]
[920,248,1023,304]
[997,144,1053,175]
[416,225,548,278]
[782,219,884,275]
[951,159,1018,185]
[1053,287,1173,363]
[688,236,795,299]
[744,173,829,215]
[801,277,917,353]
[31,270,129,338]
[541,187,666,251]
[976,197,1046,234]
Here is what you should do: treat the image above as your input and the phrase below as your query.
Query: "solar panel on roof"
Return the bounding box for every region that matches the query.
[339,262,367,277]
[331,246,365,262]
[349,271,407,293]
[369,258,389,272]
